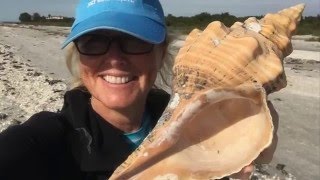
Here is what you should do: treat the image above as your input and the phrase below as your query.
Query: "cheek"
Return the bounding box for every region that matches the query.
[79,60,90,77]
[79,65,92,89]
[131,56,157,91]
[79,63,89,79]
[151,46,165,70]
[79,55,104,75]
[79,56,102,71]
[142,53,162,80]
[141,54,162,90]
[79,58,99,87]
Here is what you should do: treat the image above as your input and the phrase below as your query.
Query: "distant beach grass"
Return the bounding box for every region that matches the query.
[3,14,319,38]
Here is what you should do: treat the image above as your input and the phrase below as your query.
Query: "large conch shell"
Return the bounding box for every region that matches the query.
[110,4,305,180]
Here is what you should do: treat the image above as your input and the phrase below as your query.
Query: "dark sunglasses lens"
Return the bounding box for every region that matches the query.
[75,35,110,55]
[75,34,154,55]
[120,36,154,54]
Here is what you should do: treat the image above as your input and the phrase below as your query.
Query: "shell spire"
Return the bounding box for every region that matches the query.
[109,4,305,180]
[259,3,305,56]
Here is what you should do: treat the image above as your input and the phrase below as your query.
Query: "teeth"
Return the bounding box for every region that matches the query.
[103,75,132,84]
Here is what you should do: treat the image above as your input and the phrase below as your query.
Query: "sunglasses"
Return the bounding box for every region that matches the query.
[74,34,154,56]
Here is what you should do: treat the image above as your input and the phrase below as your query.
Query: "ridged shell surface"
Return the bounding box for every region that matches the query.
[109,4,304,180]
[174,3,304,95]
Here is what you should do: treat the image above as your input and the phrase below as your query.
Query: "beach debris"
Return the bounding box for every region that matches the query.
[0,113,8,120]
[109,4,305,180]
[0,42,67,132]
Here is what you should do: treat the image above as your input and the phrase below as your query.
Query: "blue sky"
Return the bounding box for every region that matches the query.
[0,0,319,22]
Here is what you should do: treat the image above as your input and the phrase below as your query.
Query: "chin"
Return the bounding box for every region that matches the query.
[100,94,141,110]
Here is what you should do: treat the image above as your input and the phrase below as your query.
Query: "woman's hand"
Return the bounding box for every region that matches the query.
[229,164,255,180]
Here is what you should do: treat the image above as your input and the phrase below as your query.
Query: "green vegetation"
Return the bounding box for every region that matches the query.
[296,16,320,36]
[18,12,74,27]
[18,12,319,36]
[165,13,320,36]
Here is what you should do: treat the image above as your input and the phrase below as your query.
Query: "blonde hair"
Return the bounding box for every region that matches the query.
[64,34,174,93]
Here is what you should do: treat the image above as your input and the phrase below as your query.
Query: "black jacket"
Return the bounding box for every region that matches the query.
[0,88,170,180]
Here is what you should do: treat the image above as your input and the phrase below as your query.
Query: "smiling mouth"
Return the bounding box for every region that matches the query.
[103,75,134,84]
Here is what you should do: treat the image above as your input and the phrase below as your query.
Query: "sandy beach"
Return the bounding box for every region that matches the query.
[0,24,319,179]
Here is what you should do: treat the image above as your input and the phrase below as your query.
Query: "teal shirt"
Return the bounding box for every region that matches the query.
[123,109,152,150]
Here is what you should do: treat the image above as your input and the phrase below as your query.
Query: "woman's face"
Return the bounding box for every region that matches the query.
[77,30,165,110]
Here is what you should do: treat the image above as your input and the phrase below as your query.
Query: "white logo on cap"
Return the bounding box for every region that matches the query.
[88,0,135,8]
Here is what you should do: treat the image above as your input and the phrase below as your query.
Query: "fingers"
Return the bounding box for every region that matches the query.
[229,164,255,180]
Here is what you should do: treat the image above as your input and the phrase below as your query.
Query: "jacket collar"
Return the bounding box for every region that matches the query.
[60,87,170,173]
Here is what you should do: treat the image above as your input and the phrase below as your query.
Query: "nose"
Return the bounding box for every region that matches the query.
[103,41,127,67]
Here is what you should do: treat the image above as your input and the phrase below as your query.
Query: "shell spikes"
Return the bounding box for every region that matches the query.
[109,4,305,180]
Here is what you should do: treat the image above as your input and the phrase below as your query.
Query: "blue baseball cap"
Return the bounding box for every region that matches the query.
[62,0,166,48]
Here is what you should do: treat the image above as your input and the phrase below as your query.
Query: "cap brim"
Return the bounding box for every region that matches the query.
[61,11,166,49]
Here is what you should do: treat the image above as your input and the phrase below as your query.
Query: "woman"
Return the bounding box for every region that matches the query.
[0,0,258,179]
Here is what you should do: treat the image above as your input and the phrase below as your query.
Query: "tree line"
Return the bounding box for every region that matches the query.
[165,12,320,36]
[19,12,319,36]
[19,12,74,23]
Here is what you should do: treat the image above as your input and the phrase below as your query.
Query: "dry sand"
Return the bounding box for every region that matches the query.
[0,24,319,179]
